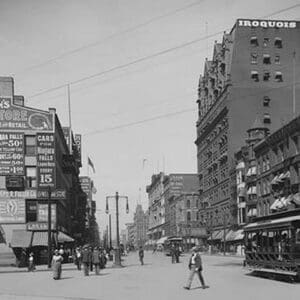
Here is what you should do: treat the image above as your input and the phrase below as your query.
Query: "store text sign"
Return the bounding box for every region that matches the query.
[238,20,297,28]
[0,98,54,131]
[37,133,56,188]
[0,132,24,175]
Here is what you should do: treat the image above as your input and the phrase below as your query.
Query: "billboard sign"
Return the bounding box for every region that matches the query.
[62,127,70,148]
[74,134,82,164]
[36,133,55,188]
[0,198,25,223]
[80,176,91,199]
[0,97,54,131]
[37,203,56,224]
[0,132,24,175]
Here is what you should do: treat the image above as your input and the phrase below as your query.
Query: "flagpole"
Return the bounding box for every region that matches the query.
[87,156,90,177]
[67,84,72,154]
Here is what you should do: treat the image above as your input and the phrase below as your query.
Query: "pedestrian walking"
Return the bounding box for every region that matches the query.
[52,249,63,280]
[99,248,107,269]
[89,246,93,272]
[184,246,208,290]
[138,246,144,265]
[170,244,176,263]
[92,247,101,275]
[28,252,35,272]
[75,247,82,270]
[175,245,180,263]
[82,246,92,276]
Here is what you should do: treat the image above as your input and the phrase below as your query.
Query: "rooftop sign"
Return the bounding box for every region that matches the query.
[0,97,54,132]
[238,19,297,28]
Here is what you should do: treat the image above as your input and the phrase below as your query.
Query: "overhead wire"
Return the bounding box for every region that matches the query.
[13,0,205,77]
[27,3,300,100]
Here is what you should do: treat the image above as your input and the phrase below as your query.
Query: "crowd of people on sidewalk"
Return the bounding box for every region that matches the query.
[26,245,109,280]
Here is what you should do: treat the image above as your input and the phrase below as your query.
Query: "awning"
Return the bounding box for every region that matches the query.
[244,215,300,230]
[156,236,169,244]
[58,231,74,243]
[32,231,48,247]
[10,230,32,248]
[292,193,300,206]
[234,230,244,241]
[271,175,279,185]
[223,229,244,242]
[247,208,257,217]
[207,230,222,240]
[236,161,245,169]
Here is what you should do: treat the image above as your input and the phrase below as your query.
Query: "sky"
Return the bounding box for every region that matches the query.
[0,0,299,237]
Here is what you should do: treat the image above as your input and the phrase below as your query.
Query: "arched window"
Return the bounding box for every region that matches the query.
[187,211,191,222]
[186,199,191,209]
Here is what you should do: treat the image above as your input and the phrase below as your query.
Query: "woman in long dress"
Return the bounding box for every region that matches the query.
[52,249,63,280]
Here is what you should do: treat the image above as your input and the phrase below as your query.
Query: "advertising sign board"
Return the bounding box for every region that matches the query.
[79,176,91,199]
[74,134,82,164]
[0,132,24,175]
[0,198,25,223]
[62,127,70,148]
[37,203,56,224]
[37,189,66,199]
[0,97,54,131]
[36,133,55,188]
[27,222,55,231]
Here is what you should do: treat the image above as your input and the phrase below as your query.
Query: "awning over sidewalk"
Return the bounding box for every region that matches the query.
[207,230,222,241]
[10,230,32,248]
[223,229,244,242]
[156,236,169,244]
[58,231,74,243]
[32,232,48,247]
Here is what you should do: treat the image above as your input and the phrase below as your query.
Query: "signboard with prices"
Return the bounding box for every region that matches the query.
[36,133,56,188]
[0,132,24,175]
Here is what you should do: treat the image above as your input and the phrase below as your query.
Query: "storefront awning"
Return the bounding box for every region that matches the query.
[32,231,48,247]
[10,230,32,248]
[247,208,257,217]
[58,231,74,243]
[207,230,222,240]
[156,236,169,244]
[223,229,244,242]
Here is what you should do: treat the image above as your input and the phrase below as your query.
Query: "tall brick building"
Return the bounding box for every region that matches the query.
[196,19,300,237]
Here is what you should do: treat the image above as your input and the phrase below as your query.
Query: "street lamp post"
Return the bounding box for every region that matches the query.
[106,192,129,267]
[47,186,52,269]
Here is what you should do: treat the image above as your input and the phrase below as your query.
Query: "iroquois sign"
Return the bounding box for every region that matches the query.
[238,19,297,28]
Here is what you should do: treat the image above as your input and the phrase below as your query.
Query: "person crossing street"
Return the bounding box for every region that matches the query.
[184,246,208,290]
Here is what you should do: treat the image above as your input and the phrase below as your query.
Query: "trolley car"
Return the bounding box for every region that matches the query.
[244,209,300,281]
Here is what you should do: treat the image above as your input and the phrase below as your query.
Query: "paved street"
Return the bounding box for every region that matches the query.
[0,252,299,300]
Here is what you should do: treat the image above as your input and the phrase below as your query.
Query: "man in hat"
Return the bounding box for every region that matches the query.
[81,246,92,276]
[184,246,208,290]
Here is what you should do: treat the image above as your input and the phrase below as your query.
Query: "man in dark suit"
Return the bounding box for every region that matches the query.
[184,246,208,290]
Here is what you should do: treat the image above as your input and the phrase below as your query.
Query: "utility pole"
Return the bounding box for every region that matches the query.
[47,186,52,268]
[223,208,226,256]
[106,192,129,267]
[292,50,296,118]
[109,214,112,249]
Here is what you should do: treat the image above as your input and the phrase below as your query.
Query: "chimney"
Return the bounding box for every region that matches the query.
[0,77,14,97]
[13,95,24,106]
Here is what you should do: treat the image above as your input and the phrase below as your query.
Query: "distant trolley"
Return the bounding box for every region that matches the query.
[244,209,300,282]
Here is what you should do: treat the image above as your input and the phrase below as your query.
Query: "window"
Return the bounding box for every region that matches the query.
[263,38,269,47]
[186,199,190,209]
[25,136,36,155]
[274,37,282,48]
[26,200,37,222]
[263,54,271,64]
[26,167,37,188]
[251,71,259,82]
[263,71,270,81]
[251,53,258,64]
[263,113,271,124]
[275,71,283,82]
[274,55,280,64]
[250,36,258,46]
[187,211,191,222]
[263,96,270,107]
